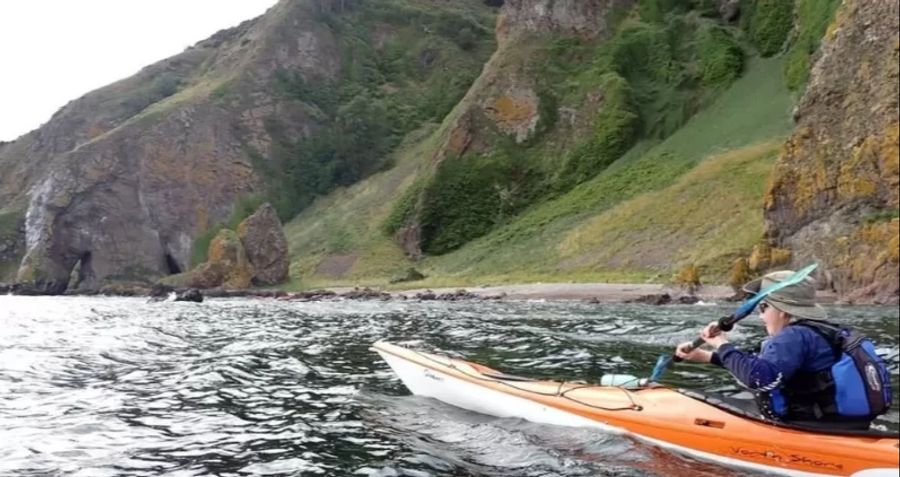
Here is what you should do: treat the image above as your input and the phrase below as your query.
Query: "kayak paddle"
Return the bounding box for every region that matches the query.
[649,263,819,383]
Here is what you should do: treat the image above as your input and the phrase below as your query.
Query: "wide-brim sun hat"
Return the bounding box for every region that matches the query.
[742,270,827,321]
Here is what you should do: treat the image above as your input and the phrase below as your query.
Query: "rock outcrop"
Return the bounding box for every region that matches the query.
[183,229,254,289]
[764,0,899,303]
[160,203,288,290]
[237,203,289,285]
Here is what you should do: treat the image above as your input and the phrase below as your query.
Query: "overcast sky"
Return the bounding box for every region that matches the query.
[0,0,279,141]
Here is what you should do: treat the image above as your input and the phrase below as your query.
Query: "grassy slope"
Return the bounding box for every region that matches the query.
[284,55,793,290]
[282,124,440,289]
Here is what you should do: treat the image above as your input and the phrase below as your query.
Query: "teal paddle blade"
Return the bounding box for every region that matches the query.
[650,355,672,383]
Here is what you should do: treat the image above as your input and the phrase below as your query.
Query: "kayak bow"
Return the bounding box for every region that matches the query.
[372,341,899,477]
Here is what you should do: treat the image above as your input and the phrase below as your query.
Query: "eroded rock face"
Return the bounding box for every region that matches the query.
[9,0,341,293]
[237,203,289,285]
[15,103,261,293]
[497,0,633,42]
[765,0,899,303]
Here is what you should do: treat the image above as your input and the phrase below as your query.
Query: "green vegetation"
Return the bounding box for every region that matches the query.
[863,209,900,225]
[783,0,841,91]
[282,124,447,289]
[117,72,186,117]
[741,0,795,57]
[404,5,748,255]
[556,73,639,186]
[282,52,793,288]
[698,26,744,86]
[0,209,23,281]
[258,0,495,221]
[382,180,425,236]
[0,210,19,238]
[420,149,540,254]
[279,0,843,289]
[423,56,793,282]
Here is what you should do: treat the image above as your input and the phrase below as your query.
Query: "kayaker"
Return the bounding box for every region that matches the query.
[674,270,892,429]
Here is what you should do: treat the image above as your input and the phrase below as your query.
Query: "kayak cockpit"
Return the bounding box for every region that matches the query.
[679,389,899,438]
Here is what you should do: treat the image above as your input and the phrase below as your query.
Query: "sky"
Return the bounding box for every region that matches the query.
[0,0,279,141]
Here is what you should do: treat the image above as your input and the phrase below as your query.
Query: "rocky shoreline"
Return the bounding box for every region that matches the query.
[1,281,739,304]
[1,281,845,304]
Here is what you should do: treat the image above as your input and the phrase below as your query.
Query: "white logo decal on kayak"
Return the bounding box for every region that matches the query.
[424,370,443,382]
[865,363,881,392]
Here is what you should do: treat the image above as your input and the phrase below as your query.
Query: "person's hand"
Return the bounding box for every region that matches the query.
[701,321,729,349]
[675,341,712,363]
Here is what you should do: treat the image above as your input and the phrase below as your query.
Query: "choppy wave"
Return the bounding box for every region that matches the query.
[1,296,896,476]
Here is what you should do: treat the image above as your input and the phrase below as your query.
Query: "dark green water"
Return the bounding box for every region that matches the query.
[1,296,897,476]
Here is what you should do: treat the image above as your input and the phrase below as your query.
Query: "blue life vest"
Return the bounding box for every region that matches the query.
[764,319,892,422]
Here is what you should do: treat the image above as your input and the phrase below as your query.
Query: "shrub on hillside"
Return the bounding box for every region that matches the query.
[258,1,494,223]
[383,181,425,236]
[728,257,753,293]
[556,74,640,186]
[609,23,677,82]
[419,151,536,255]
[741,0,795,57]
[698,26,744,87]
[675,264,702,294]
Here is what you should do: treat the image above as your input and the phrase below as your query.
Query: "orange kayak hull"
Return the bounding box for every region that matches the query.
[372,341,899,477]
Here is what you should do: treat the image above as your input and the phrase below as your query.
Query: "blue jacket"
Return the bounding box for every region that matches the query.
[711,325,836,392]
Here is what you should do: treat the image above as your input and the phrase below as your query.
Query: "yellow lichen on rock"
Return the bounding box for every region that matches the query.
[205,229,253,288]
[485,91,540,143]
[858,218,900,264]
[728,257,753,292]
[748,243,771,272]
[825,0,852,42]
[830,218,899,301]
[675,264,701,294]
[838,136,879,200]
[747,243,791,273]
[492,95,536,123]
[769,247,792,267]
[769,132,836,217]
[880,122,899,201]
[889,226,900,263]
[807,154,831,208]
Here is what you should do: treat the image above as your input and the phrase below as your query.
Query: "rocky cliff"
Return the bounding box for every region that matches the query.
[4,0,897,300]
[3,1,321,292]
[0,0,495,292]
[765,0,899,303]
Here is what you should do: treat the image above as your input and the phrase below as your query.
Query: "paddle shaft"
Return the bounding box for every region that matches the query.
[673,314,738,362]
[650,263,819,380]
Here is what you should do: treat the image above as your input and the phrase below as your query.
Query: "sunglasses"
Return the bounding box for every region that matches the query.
[759,302,770,313]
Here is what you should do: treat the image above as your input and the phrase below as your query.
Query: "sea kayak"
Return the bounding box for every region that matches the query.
[372,341,900,477]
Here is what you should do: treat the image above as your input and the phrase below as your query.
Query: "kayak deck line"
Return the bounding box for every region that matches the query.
[372,341,900,477]
[392,342,647,412]
[374,340,654,417]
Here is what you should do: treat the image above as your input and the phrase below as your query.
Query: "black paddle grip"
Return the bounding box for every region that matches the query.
[672,315,736,362]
